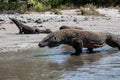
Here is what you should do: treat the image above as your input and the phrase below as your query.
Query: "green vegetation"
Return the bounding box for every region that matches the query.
[0,2,27,11]
[0,0,120,12]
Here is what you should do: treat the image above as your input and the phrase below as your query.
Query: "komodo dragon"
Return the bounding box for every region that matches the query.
[59,25,83,30]
[38,29,120,55]
[9,18,52,34]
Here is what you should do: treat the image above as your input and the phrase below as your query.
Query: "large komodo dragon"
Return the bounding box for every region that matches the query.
[59,25,83,30]
[9,18,52,34]
[39,29,120,55]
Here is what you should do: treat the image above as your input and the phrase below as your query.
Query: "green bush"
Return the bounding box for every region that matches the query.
[1,0,120,12]
[34,2,44,11]
[0,2,27,11]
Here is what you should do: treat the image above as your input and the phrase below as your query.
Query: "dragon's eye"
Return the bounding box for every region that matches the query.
[54,37,56,40]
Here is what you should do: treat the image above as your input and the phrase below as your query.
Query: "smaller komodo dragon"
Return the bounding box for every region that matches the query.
[38,29,120,55]
[9,18,52,34]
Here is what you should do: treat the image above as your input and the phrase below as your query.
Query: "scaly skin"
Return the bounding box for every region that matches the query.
[38,29,120,55]
[59,25,83,30]
[60,26,120,52]
[9,18,52,34]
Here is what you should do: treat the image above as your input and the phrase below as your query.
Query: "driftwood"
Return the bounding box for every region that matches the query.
[9,18,52,34]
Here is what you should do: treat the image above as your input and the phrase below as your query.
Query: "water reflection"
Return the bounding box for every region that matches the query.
[0,48,64,80]
[0,45,119,80]
[58,47,120,80]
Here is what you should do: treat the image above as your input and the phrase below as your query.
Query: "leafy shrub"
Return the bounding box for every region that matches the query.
[1,0,120,12]
[0,2,27,11]
[34,2,44,11]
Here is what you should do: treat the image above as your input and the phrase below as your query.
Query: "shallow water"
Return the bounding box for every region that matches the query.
[0,45,120,80]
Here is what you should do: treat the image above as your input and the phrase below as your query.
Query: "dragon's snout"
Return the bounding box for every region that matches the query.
[38,42,46,47]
